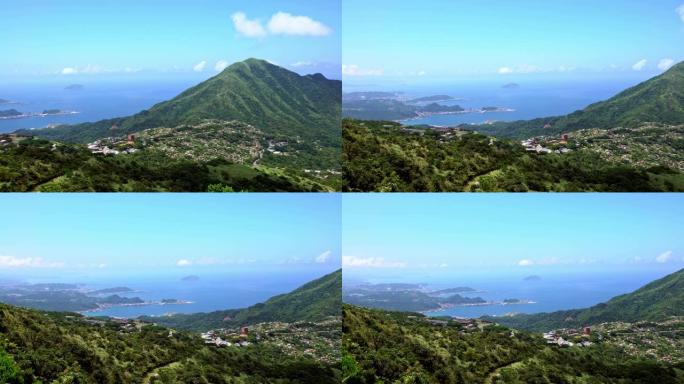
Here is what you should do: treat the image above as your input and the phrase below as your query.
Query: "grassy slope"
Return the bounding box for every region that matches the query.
[147,269,342,332]
[491,268,684,332]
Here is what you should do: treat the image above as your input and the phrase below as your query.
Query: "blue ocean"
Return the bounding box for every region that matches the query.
[345,267,677,319]
[19,269,331,319]
[0,79,197,134]
[344,76,648,126]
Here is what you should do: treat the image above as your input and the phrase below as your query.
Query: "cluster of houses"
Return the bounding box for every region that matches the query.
[267,140,289,155]
[543,327,594,348]
[201,327,251,348]
[0,134,12,147]
[87,134,139,155]
[521,133,572,154]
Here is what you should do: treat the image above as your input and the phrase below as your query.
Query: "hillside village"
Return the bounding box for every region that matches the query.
[199,316,341,364]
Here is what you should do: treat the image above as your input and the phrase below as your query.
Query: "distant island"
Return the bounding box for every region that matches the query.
[502,82,520,89]
[0,109,22,117]
[64,84,84,90]
[343,282,529,312]
[524,275,542,282]
[0,108,79,120]
[181,275,200,282]
[343,95,514,121]
[343,91,400,101]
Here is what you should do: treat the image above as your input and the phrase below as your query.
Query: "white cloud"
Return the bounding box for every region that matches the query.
[417,70,427,76]
[59,65,131,75]
[342,256,406,268]
[0,255,64,268]
[498,64,563,75]
[98,263,108,269]
[193,61,207,72]
[342,64,383,76]
[291,61,313,67]
[439,263,448,268]
[232,12,267,38]
[215,60,229,72]
[658,58,675,71]
[176,259,192,267]
[656,250,673,263]
[315,250,332,263]
[267,12,331,36]
[677,4,684,22]
[517,259,534,266]
[632,59,647,71]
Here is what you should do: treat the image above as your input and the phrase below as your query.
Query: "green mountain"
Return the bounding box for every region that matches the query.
[24,58,341,145]
[491,268,684,332]
[147,269,342,331]
[476,61,684,139]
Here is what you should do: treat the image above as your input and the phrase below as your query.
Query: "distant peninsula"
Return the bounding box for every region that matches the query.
[0,109,79,120]
[408,95,454,103]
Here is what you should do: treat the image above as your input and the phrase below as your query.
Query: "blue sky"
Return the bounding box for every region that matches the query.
[343,0,684,86]
[1,0,341,81]
[343,194,684,279]
[0,194,341,279]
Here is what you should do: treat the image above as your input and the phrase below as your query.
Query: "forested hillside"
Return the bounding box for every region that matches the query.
[343,119,683,192]
[343,305,684,384]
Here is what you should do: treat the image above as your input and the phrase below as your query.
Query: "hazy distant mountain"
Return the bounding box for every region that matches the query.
[146,269,342,331]
[491,268,684,331]
[64,84,84,90]
[523,275,542,281]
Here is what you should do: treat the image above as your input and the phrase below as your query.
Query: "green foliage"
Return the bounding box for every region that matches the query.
[149,270,342,332]
[491,268,684,332]
[0,302,338,383]
[0,139,329,191]
[342,119,683,192]
[343,304,684,384]
[0,348,20,383]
